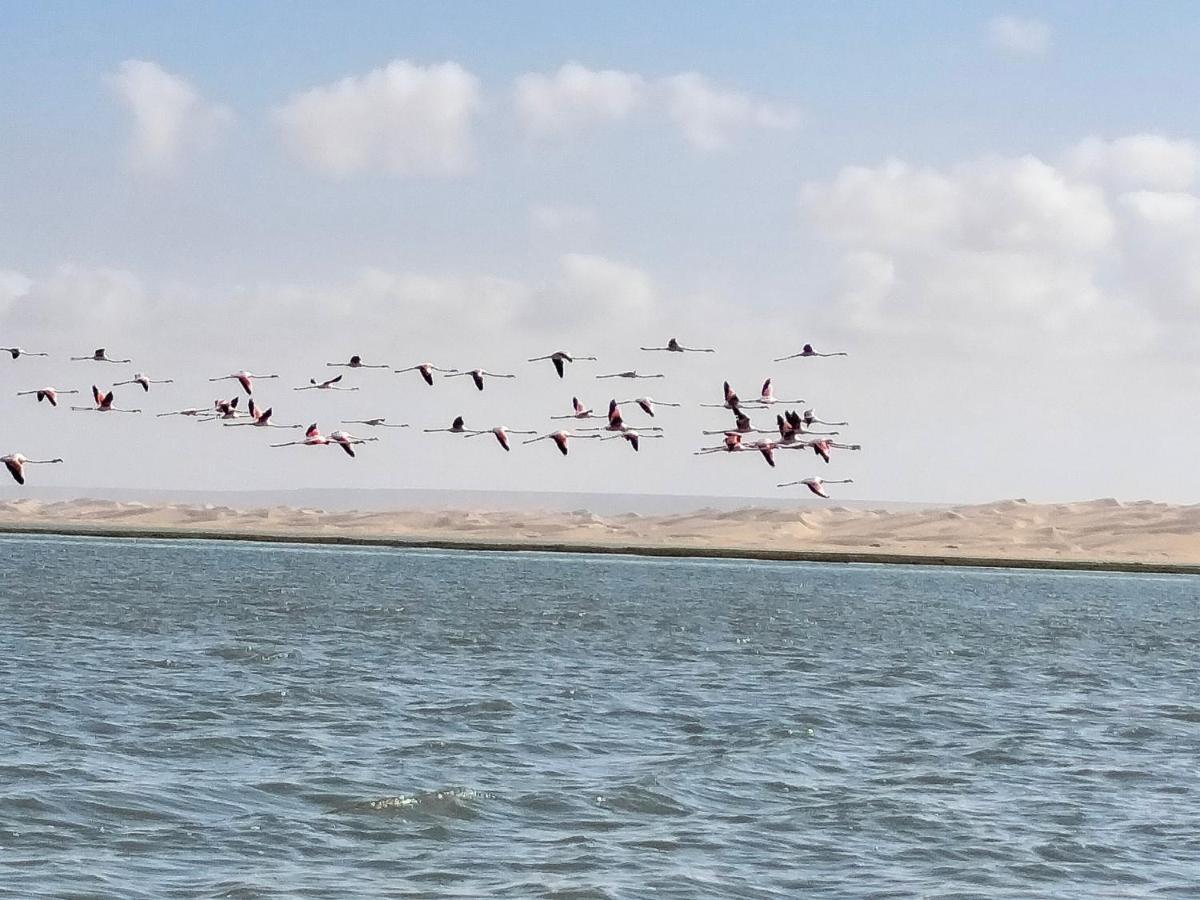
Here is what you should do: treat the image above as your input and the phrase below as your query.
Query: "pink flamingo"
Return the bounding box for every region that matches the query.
[156,407,208,418]
[2,453,63,485]
[394,363,459,386]
[550,397,602,420]
[70,385,140,413]
[523,430,602,456]
[464,426,537,452]
[2,347,48,359]
[327,354,389,369]
[774,343,848,361]
[114,373,173,392]
[341,418,410,429]
[616,397,681,418]
[700,381,742,411]
[294,374,359,392]
[803,408,848,427]
[16,387,79,407]
[601,429,662,452]
[579,400,663,434]
[805,438,862,464]
[778,477,854,498]
[271,423,333,449]
[327,429,379,457]
[224,399,301,429]
[445,368,516,391]
[595,370,665,380]
[640,337,715,353]
[528,350,598,378]
[424,416,469,434]
[209,370,280,396]
[741,378,804,407]
[71,348,132,363]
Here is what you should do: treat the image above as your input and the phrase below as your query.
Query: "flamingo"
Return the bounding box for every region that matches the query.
[778,477,854,498]
[1,347,48,359]
[327,354,389,369]
[595,370,666,380]
[424,416,469,434]
[805,438,862,464]
[601,429,662,452]
[445,368,516,391]
[695,432,746,455]
[701,410,766,435]
[803,408,848,427]
[113,373,173,392]
[327,429,379,457]
[523,430,602,456]
[156,407,208,418]
[527,351,598,378]
[71,348,131,363]
[294,374,359,392]
[341,418,410,428]
[271,423,332,449]
[16,387,79,407]
[2,453,63,485]
[70,385,140,413]
[550,397,602,420]
[700,381,742,411]
[394,363,458,386]
[616,397,681,418]
[578,400,663,434]
[209,370,280,396]
[224,399,301,429]
[640,337,715,353]
[741,378,804,407]
[778,410,840,439]
[464,426,537,451]
[774,343,848,361]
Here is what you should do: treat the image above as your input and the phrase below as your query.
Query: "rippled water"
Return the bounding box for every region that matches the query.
[1,534,1198,897]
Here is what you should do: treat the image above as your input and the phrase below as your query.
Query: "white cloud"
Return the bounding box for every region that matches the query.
[274,60,482,176]
[512,64,798,150]
[514,63,646,137]
[108,60,232,174]
[1066,134,1200,192]
[799,138,1200,355]
[661,72,799,151]
[987,15,1052,56]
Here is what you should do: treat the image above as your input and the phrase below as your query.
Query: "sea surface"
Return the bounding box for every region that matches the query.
[1,534,1198,898]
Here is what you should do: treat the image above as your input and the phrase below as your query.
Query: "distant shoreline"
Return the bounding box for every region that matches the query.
[2,522,1197,576]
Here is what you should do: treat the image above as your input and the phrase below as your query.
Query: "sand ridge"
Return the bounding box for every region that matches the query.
[2,496,1199,567]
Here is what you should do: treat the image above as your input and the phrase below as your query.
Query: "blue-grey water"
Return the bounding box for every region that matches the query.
[1,534,1198,898]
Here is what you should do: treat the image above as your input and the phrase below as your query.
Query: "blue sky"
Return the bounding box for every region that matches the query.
[2,3,1198,503]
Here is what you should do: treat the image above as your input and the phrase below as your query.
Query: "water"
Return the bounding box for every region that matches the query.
[1,534,1198,898]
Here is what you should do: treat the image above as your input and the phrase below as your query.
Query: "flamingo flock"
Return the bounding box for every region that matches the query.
[2,337,860,495]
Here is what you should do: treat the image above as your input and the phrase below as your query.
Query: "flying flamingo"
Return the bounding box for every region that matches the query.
[209,370,280,396]
[640,337,715,353]
[778,410,839,439]
[223,399,301,429]
[523,430,602,456]
[2,453,64,485]
[550,397,602,420]
[699,381,743,411]
[445,368,516,391]
[806,438,862,464]
[327,354,389,369]
[803,408,848,427]
[2,347,48,359]
[527,351,598,378]
[701,410,767,435]
[113,373,174,392]
[695,432,746,455]
[271,423,332,449]
[394,363,458,386]
[341,418,410,428]
[294,374,359,392]
[601,429,662,452]
[71,348,131,363]
[778,477,854,498]
[70,385,140,413]
[327,429,379,457]
[16,387,79,407]
[616,397,681,418]
[740,378,804,407]
[464,426,537,451]
[774,343,848,361]
[595,370,665,380]
[578,400,663,434]
[156,407,208,418]
[424,416,469,434]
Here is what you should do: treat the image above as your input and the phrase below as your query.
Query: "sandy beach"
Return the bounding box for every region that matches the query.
[3,496,1199,573]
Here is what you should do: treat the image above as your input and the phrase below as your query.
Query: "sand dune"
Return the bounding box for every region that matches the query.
[2,497,1199,569]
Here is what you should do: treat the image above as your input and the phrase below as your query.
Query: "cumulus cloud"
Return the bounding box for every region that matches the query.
[514,63,646,137]
[800,136,1200,355]
[274,60,482,176]
[108,60,232,173]
[512,64,798,149]
[987,15,1052,56]
[661,72,799,151]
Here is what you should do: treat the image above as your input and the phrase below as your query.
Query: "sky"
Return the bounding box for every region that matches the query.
[2,1,1199,505]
